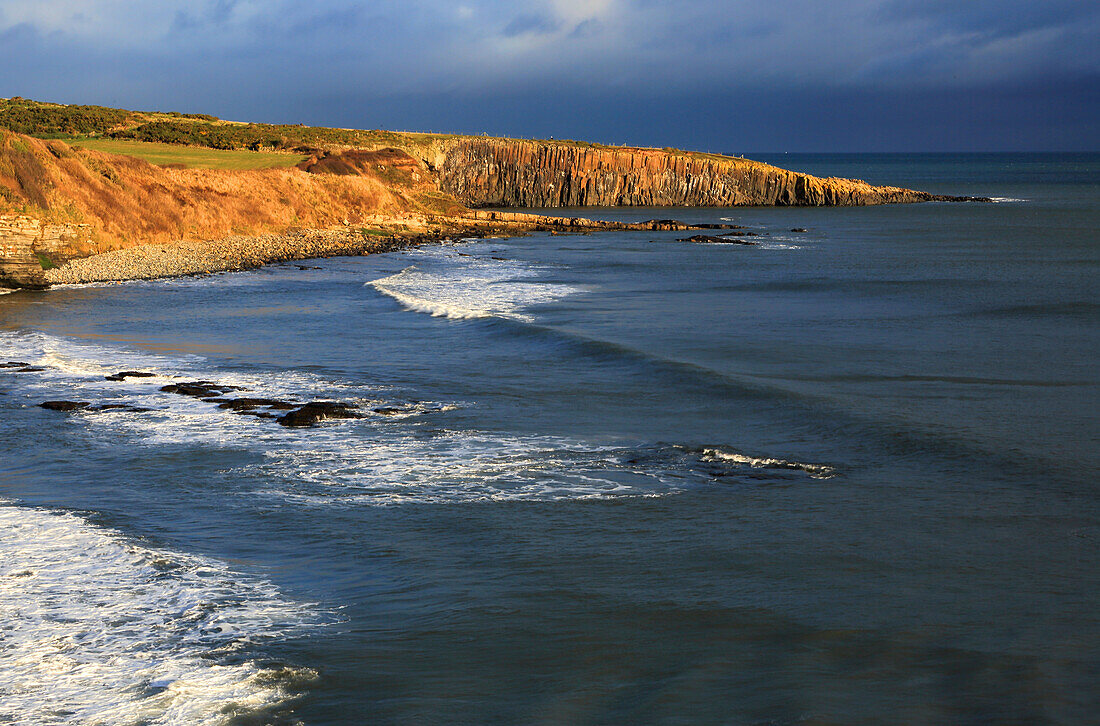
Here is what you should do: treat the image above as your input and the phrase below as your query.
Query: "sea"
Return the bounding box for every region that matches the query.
[1,153,1097,725]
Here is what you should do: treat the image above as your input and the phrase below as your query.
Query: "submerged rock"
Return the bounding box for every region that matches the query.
[238,410,279,419]
[91,404,152,413]
[676,235,758,245]
[372,406,410,416]
[790,228,808,232]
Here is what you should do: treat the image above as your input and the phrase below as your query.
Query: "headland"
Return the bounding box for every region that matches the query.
[0,98,989,289]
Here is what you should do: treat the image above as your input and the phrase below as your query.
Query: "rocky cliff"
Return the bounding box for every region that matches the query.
[1,118,988,288]
[0,215,96,288]
[433,139,972,208]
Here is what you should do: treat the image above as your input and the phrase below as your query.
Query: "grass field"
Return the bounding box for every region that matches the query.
[66,138,307,170]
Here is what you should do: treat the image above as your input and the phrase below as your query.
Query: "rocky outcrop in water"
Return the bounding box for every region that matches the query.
[435,139,982,208]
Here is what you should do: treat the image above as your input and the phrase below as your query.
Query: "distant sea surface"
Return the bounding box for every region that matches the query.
[1,153,1097,724]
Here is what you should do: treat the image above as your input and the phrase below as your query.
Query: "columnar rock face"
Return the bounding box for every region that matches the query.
[0,215,92,289]
[437,139,954,208]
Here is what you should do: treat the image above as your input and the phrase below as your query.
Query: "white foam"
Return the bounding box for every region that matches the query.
[249,433,840,506]
[248,432,686,505]
[1,329,193,382]
[369,249,579,322]
[0,501,319,725]
[3,329,832,506]
[989,197,1028,203]
[700,448,834,478]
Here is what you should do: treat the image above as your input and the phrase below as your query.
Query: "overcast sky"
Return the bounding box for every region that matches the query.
[1,0,1096,151]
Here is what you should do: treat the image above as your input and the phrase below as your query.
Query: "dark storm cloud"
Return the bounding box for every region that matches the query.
[881,0,1096,38]
[0,0,1095,150]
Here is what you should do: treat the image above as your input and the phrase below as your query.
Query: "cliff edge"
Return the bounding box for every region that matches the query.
[430,139,972,208]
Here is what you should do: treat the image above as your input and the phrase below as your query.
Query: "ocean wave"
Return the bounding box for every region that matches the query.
[755,239,804,251]
[699,447,835,478]
[0,501,320,725]
[251,433,661,504]
[988,197,1029,203]
[369,248,579,321]
[245,436,837,506]
[3,329,833,505]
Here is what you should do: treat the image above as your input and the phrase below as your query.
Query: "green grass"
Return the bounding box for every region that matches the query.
[357,227,391,238]
[65,139,307,170]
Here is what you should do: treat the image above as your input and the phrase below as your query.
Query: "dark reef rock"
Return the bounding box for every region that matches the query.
[161,381,242,398]
[161,383,221,397]
[790,228,808,232]
[277,401,361,428]
[372,406,409,415]
[217,397,294,411]
[677,235,758,245]
[40,400,150,413]
[39,401,90,411]
[105,371,157,381]
[5,363,45,372]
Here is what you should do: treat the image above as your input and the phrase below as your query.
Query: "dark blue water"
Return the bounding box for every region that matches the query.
[1,154,1097,724]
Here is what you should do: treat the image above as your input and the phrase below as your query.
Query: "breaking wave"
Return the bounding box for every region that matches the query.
[0,501,320,725]
[699,447,835,479]
[369,247,579,321]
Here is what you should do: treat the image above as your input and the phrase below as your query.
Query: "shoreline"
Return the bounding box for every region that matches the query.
[41,228,438,287]
[27,212,728,289]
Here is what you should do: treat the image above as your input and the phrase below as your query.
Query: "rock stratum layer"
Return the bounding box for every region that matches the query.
[431,139,979,207]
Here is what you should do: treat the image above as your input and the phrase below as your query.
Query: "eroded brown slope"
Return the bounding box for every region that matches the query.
[0,132,454,287]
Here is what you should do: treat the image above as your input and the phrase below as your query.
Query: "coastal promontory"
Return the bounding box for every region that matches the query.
[0,99,985,289]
